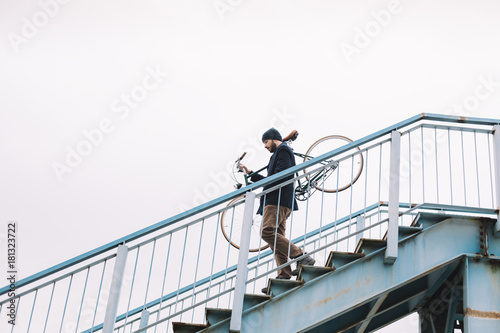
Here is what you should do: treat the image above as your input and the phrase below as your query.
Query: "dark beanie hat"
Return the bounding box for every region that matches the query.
[262,128,282,142]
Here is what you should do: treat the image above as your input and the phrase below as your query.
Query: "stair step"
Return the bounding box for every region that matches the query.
[243,294,271,311]
[382,225,423,241]
[172,322,208,333]
[411,212,448,229]
[203,295,271,328]
[264,278,303,297]
[205,308,231,326]
[355,238,387,255]
[325,251,365,269]
[297,265,334,283]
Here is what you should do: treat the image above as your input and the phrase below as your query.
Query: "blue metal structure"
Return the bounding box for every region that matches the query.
[201,212,500,333]
[1,113,499,332]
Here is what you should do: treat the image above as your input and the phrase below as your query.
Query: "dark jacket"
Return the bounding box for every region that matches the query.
[251,142,299,215]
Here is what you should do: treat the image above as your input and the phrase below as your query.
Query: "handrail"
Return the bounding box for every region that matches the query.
[122,205,497,332]
[82,200,500,333]
[81,201,380,332]
[2,113,499,296]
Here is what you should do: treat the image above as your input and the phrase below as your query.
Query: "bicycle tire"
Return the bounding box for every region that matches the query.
[303,135,363,193]
[220,195,270,252]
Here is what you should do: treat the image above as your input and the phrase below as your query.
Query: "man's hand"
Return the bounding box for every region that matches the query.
[238,163,252,175]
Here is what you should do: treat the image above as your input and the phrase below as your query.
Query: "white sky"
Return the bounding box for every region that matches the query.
[1,0,500,331]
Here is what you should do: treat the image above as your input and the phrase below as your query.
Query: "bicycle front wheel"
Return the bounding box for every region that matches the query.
[303,135,363,193]
[220,195,270,252]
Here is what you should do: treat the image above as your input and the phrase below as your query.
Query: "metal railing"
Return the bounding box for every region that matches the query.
[1,114,499,333]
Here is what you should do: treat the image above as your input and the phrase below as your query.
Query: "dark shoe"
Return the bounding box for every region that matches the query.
[291,254,316,276]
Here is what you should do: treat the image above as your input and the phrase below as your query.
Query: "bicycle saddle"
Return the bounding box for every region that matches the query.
[283,130,298,142]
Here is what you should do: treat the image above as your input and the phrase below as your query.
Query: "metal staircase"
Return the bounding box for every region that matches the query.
[1,113,500,333]
[175,213,499,333]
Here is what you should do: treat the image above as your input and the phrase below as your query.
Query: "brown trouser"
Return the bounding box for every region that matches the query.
[262,205,303,279]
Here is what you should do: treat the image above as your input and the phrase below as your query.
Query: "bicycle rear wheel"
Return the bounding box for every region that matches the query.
[303,135,363,193]
[220,195,270,252]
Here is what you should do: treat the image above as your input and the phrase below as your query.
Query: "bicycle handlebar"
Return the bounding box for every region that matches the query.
[237,152,246,162]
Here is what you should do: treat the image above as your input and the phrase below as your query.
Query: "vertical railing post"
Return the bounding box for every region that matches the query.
[493,125,500,236]
[356,215,365,245]
[103,244,128,333]
[385,130,400,264]
[229,191,255,332]
[139,310,150,330]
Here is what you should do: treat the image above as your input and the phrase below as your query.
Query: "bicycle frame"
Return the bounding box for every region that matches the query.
[238,152,338,200]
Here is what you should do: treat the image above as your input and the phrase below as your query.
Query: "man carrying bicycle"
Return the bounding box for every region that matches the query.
[239,128,315,292]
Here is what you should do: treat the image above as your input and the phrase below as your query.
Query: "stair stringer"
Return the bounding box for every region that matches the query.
[204,216,493,333]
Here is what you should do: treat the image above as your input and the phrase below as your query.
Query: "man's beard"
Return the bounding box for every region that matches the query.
[270,141,277,153]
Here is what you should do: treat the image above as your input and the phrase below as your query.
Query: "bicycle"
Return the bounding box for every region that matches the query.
[221,130,363,252]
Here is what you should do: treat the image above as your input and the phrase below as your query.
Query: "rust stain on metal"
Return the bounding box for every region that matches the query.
[313,287,352,308]
[459,116,467,122]
[356,277,371,288]
[310,278,372,309]
[464,307,500,319]
[490,260,499,273]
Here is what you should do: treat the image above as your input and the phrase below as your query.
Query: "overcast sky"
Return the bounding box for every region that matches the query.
[1,0,500,331]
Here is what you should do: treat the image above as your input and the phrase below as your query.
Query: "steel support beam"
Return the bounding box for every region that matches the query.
[418,261,462,333]
[386,130,401,264]
[229,191,255,332]
[444,289,459,333]
[103,245,128,333]
[356,293,388,333]
[463,257,500,332]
